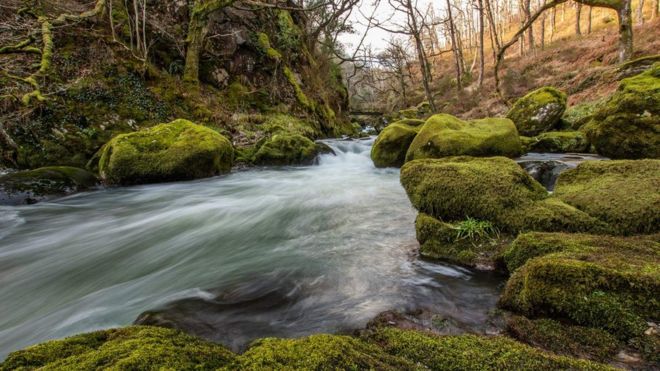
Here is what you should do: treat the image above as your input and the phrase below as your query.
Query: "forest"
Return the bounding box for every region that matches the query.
[0,0,658,369]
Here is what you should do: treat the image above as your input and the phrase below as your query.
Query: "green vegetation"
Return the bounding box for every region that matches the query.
[0,166,98,205]
[454,217,499,241]
[371,121,422,168]
[405,114,522,161]
[554,159,660,235]
[363,326,614,370]
[500,232,660,340]
[0,326,236,370]
[507,87,568,136]
[507,316,620,361]
[254,134,324,166]
[582,63,660,159]
[283,66,313,109]
[529,131,591,153]
[562,100,603,130]
[98,119,233,185]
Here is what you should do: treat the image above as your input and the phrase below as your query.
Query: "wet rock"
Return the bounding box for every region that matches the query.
[0,166,98,205]
[371,121,422,168]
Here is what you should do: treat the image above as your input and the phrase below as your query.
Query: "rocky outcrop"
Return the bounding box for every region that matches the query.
[0,166,98,205]
[98,119,233,185]
[405,114,522,162]
[507,87,567,136]
[582,64,660,159]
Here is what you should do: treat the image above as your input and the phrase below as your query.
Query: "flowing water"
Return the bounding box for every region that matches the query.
[0,138,504,359]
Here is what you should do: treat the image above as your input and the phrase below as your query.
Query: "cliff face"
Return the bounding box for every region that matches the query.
[0,0,352,169]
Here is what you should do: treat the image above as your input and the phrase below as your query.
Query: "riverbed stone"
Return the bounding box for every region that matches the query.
[500,232,660,341]
[98,119,233,185]
[507,87,567,136]
[371,121,422,168]
[529,131,591,153]
[253,133,324,165]
[582,64,660,159]
[0,166,98,205]
[405,114,522,162]
[554,159,660,235]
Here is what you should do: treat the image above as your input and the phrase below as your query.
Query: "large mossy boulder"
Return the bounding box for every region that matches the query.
[371,121,422,168]
[507,87,567,136]
[253,133,326,166]
[0,326,236,370]
[362,326,613,370]
[400,157,604,235]
[0,166,98,205]
[405,114,522,161]
[529,131,591,153]
[582,64,660,159]
[98,119,233,185]
[500,232,660,340]
[554,159,660,235]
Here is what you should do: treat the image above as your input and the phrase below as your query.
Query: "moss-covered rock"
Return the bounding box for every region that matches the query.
[519,136,536,153]
[405,114,522,161]
[507,87,567,136]
[554,160,660,235]
[97,119,233,185]
[500,232,660,340]
[371,121,422,168]
[362,326,613,370]
[529,131,591,153]
[253,133,324,166]
[506,316,620,361]
[229,334,416,370]
[415,213,509,269]
[582,64,660,159]
[400,157,604,234]
[0,326,235,370]
[0,166,98,205]
[562,101,603,130]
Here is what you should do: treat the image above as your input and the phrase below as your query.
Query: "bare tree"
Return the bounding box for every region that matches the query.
[636,0,645,24]
[575,2,582,35]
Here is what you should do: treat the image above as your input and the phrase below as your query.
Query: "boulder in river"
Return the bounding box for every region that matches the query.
[507,87,567,136]
[371,121,423,168]
[500,232,660,341]
[582,64,660,159]
[528,131,591,153]
[253,133,327,166]
[98,119,233,185]
[554,159,660,235]
[0,166,98,205]
[405,114,522,162]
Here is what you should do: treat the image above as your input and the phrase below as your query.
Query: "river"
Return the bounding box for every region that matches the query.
[0,137,504,359]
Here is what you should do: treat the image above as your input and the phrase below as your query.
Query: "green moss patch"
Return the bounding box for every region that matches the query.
[405,114,522,161]
[362,326,613,370]
[500,232,660,340]
[507,316,620,361]
[507,87,567,136]
[0,326,235,370]
[371,121,422,168]
[0,166,98,205]
[554,159,660,235]
[254,134,323,166]
[562,101,603,130]
[98,119,233,185]
[582,63,660,159]
[529,131,591,153]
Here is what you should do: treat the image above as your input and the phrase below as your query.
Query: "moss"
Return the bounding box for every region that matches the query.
[405,114,522,162]
[228,334,415,370]
[529,131,591,153]
[253,133,322,166]
[226,81,250,109]
[506,316,620,361]
[0,166,98,205]
[0,326,235,370]
[371,122,422,168]
[400,157,603,234]
[256,32,282,61]
[98,119,233,185]
[582,63,660,159]
[519,136,535,153]
[416,213,509,268]
[499,233,660,340]
[562,101,603,130]
[362,327,613,370]
[554,160,660,235]
[283,66,312,109]
[274,10,301,53]
[507,87,568,136]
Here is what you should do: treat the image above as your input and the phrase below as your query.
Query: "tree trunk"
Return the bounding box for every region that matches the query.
[551,6,556,41]
[637,0,645,24]
[588,6,593,33]
[524,0,534,51]
[617,0,633,62]
[653,0,659,18]
[446,0,463,91]
[408,0,436,111]
[540,13,546,49]
[478,0,485,87]
[576,2,582,35]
